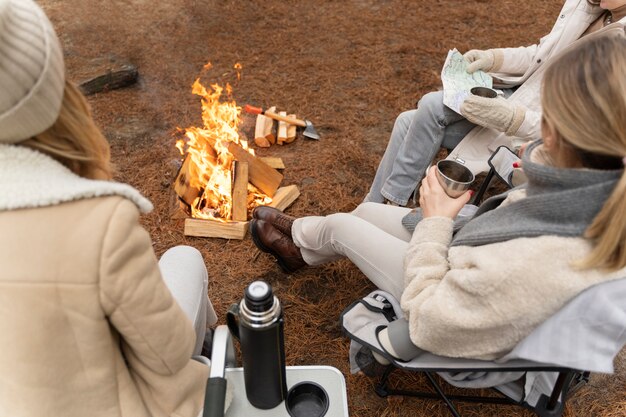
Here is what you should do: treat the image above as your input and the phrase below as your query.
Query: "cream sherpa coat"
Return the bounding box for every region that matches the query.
[0,145,208,417]
[400,202,625,361]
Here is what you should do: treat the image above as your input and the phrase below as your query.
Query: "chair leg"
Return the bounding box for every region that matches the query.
[546,371,575,411]
[425,372,463,417]
[471,169,494,205]
[533,371,577,417]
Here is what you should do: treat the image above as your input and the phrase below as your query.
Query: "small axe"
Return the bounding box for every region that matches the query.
[244,105,320,140]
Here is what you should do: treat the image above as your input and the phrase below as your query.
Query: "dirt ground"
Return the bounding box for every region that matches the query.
[40,0,625,416]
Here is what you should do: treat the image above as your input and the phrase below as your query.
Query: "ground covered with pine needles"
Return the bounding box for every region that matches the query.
[41,1,625,415]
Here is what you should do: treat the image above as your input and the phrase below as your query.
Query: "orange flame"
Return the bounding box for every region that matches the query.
[176,63,271,220]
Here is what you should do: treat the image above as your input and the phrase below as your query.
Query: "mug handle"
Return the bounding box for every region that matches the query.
[226,303,241,340]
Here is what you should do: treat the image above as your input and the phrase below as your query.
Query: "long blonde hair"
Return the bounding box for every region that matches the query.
[541,34,626,271]
[22,81,112,180]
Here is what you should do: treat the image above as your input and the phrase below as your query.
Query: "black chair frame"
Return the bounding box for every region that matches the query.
[374,365,590,417]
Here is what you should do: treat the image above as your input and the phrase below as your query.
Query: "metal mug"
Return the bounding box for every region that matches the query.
[470,86,498,99]
[435,160,474,198]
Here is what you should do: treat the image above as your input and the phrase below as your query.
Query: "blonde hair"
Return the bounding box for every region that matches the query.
[541,34,626,271]
[22,81,112,180]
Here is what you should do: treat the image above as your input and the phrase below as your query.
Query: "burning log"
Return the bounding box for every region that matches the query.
[173,155,202,207]
[184,218,247,239]
[259,157,285,170]
[232,161,249,222]
[227,141,283,197]
[182,185,300,240]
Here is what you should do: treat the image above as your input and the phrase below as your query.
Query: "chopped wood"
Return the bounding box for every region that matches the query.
[268,185,300,212]
[184,218,247,240]
[254,136,271,148]
[79,59,138,96]
[227,141,283,197]
[232,161,249,221]
[259,157,285,170]
[169,192,190,219]
[173,154,202,207]
[265,106,277,144]
[285,114,297,143]
[254,114,271,148]
[277,111,288,145]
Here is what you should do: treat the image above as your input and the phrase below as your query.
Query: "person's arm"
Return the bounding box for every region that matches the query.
[488,44,539,76]
[464,42,540,77]
[99,199,197,375]
[401,169,518,360]
[400,217,517,360]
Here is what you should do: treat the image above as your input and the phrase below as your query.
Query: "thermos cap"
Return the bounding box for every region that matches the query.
[245,280,274,313]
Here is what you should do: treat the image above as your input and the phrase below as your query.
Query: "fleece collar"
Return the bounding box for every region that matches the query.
[0,144,153,213]
[451,140,621,247]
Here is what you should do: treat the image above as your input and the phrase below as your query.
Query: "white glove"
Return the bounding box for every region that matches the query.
[460,95,526,135]
[464,49,495,73]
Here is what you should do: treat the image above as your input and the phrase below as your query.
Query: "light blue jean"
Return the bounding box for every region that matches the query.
[364,90,476,206]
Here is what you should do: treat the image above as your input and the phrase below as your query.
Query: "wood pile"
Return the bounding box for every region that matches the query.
[172,141,300,239]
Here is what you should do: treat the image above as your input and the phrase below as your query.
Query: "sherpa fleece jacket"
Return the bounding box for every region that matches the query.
[0,145,208,417]
[400,211,625,361]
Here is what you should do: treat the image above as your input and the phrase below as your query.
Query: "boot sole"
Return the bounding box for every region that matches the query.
[249,219,296,274]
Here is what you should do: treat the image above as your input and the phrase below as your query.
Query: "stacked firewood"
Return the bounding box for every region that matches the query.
[253,106,298,147]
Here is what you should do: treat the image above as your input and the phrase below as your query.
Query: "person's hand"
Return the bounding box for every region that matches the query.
[460,95,526,135]
[419,167,472,219]
[464,49,495,73]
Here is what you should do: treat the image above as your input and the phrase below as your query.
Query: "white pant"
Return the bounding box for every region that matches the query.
[159,245,218,356]
[292,202,413,300]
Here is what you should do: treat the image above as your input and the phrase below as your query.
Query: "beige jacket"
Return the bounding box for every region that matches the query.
[447,1,625,173]
[400,211,625,361]
[0,145,208,417]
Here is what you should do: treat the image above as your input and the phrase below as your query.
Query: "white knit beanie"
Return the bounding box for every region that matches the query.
[0,0,65,143]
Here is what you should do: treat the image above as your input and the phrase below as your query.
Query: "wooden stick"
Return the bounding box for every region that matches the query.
[258,157,285,170]
[264,106,276,145]
[254,114,271,148]
[173,154,202,207]
[227,141,283,197]
[285,114,297,143]
[184,218,247,240]
[169,192,190,219]
[277,111,288,145]
[268,185,300,212]
[232,161,249,221]
[79,61,138,96]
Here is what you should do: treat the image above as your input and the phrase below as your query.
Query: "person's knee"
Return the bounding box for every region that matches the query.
[417,91,445,116]
[323,213,355,239]
[352,202,380,219]
[160,245,208,286]
[394,110,416,132]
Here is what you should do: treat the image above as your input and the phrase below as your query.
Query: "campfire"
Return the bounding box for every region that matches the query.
[173,63,300,239]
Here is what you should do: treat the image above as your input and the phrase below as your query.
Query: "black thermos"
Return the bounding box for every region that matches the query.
[226,280,287,409]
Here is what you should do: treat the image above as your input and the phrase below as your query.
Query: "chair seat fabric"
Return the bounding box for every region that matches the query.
[341,278,626,408]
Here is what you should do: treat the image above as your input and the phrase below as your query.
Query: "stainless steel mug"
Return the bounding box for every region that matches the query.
[227,280,287,409]
[436,160,475,198]
[470,86,498,98]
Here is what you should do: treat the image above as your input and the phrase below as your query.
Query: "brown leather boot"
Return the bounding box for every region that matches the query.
[252,206,295,237]
[249,219,306,273]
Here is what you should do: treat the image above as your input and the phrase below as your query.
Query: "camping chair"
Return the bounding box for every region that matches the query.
[470,145,521,205]
[341,277,626,417]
